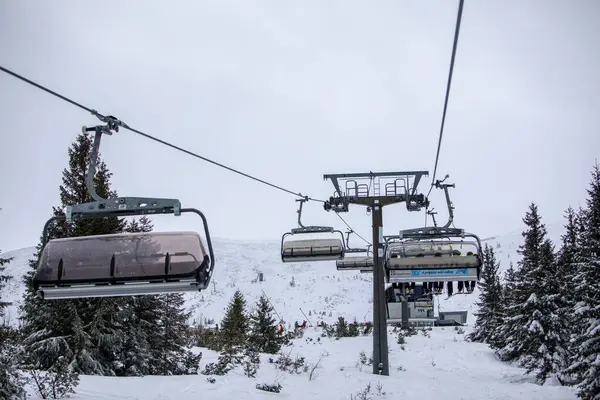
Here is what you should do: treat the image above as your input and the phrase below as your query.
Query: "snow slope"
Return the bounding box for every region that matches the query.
[0,222,566,328]
[42,327,576,400]
[0,223,576,399]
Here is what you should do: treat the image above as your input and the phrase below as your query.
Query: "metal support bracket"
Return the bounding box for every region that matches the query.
[434,175,456,228]
[66,197,182,222]
[70,124,183,222]
[291,197,334,234]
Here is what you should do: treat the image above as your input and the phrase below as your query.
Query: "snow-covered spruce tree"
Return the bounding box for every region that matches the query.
[0,250,14,324]
[467,244,503,344]
[0,252,27,400]
[488,260,517,351]
[552,206,584,385]
[495,203,569,384]
[565,163,600,400]
[214,290,249,374]
[247,294,287,354]
[150,293,202,375]
[19,132,153,377]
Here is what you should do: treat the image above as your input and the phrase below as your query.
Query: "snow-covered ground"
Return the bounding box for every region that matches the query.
[0,222,572,399]
[45,326,576,400]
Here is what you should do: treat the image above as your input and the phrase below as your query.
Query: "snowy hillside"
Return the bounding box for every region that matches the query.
[0,223,578,400]
[0,222,567,329]
[63,326,576,400]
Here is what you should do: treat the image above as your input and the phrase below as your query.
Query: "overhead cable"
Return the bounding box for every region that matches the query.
[0,65,324,203]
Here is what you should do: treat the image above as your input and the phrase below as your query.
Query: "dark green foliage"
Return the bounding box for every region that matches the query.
[213,290,248,374]
[0,343,27,400]
[219,289,248,350]
[28,355,79,400]
[319,317,363,339]
[0,251,14,322]
[468,245,503,345]
[151,293,202,375]
[495,203,569,384]
[565,163,600,400]
[247,295,287,354]
[0,252,27,400]
[243,347,260,378]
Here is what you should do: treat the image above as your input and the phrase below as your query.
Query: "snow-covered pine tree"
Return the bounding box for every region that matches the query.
[566,163,600,400]
[495,203,569,383]
[215,290,249,374]
[556,207,581,311]
[552,206,583,385]
[19,132,153,377]
[0,251,27,400]
[489,261,516,351]
[150,293,202,375]
[247,294,287,354]
[0,250,13,323]
[467,244,503,344]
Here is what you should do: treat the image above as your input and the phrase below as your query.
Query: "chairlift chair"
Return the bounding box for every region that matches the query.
[385,227,482,288]
[384,176,482,294]
[33,123,215,300]
[336,231,374,271]
[281,198,346,263]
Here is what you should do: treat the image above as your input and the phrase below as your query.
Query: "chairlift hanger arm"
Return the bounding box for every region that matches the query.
[434,176,455,228]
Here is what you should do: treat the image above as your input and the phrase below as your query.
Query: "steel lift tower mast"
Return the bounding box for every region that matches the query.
[323,171,429,376]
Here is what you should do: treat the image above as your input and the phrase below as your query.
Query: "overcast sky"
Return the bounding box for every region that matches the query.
[1,0,599,253]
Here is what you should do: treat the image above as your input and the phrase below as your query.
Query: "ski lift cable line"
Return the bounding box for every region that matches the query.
[426,0,464,199]
[0,64,325,203]
[1,64,373,242]
[335,212,371,246]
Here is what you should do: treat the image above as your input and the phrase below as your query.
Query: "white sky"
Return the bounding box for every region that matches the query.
[1,0,599,252]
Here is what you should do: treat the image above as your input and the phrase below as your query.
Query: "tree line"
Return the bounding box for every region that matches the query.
[468,163,600,400]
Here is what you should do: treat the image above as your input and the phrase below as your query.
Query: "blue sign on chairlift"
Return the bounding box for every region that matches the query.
[412,268,469,277]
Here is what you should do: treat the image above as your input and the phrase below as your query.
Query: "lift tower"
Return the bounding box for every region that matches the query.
[323,171,429,376]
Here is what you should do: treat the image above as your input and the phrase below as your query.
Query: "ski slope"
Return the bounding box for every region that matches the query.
[0,222,566,329]
[37,327,576,400]
[0,223,574,399]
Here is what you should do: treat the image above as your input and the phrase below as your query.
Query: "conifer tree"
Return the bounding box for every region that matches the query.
[151,293,202,375]
[0,252,27,400]
[495,203,569,383]
[19,132,152,377]
[566,163,600,400]
[468,244,503,344]
[247,294,287,354]
[215,290,248,373]
[490,261,517,351]
[552,206,582,385]
[0,251,14,325]
[556,207,581,309]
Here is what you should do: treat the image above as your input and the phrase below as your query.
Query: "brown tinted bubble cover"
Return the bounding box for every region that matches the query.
[36,232,207,283]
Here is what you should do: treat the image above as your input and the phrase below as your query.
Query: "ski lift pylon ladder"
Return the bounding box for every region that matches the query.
[281,198,345,262]
[33,123,215,300]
